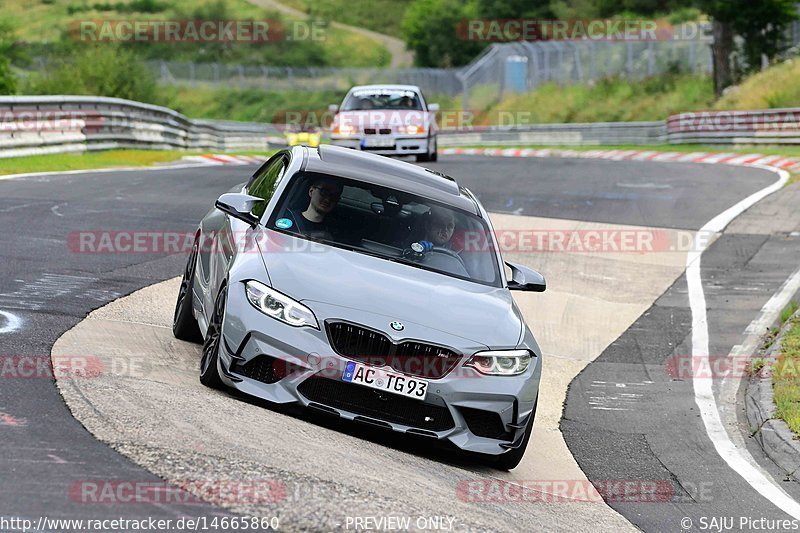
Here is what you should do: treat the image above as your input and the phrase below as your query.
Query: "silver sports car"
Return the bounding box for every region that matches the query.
[173,145,545,469]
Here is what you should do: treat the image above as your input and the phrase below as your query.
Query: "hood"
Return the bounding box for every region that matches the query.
[256,230,522,347]
[334,109,432,131]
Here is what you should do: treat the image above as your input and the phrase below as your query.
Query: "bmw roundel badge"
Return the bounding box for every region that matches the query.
[390,321,404,331]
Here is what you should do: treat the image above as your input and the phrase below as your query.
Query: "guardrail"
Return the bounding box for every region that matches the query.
[437,121,667,147]
[2,96,799,159]
[0,96,282,159]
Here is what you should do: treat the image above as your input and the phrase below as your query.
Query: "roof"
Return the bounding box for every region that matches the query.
[300,145,478,215]
[347,85,422,93]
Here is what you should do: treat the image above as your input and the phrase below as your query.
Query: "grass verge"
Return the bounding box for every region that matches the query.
[0,150,198,176]
[773,302,800,435]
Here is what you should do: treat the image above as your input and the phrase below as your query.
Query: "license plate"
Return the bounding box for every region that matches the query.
[342,361,428,400]
[362,137,394,148]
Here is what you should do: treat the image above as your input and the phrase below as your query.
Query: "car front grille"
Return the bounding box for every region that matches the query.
[325,321,461,379]
[459,407,512,440]
[297,376,455,432]
[231,355,287,384]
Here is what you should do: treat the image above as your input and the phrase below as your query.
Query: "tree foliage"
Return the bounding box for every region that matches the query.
[25,45,159,103]
[0,20,17,95]
[402,0,486,67]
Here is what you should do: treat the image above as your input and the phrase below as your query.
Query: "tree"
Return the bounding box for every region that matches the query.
[0,20,17,95]
[695,0,798,96]
[25,45,159,103]
[474,0,553,18]
[402,0,486,67]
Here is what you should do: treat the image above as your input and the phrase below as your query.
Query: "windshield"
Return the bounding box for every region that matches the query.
[267,172,501,286]
[342,89,424,111]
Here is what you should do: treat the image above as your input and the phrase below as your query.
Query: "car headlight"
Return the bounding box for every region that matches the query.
[333,124,356,136]
[401,124,424,135]
[245,280,319,329]
[464,349,531,376]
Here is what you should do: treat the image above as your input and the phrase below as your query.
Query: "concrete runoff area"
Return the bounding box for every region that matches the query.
[52,213,690,530]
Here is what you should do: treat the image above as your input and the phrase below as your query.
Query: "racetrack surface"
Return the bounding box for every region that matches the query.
[1,155,797,530]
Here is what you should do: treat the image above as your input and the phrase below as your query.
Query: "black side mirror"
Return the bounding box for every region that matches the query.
[215,193,262,227]
[505,261,546,292]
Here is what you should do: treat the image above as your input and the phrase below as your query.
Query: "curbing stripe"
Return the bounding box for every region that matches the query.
[438,147,799,173]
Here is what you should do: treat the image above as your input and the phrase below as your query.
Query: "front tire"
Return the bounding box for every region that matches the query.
[416,137,436,162]
[200,285,227,389]
[173,240,202,342]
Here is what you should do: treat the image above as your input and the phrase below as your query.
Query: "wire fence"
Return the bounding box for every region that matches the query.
[146,35,715,108]
[147,61,462,96]
[457,37,714,110]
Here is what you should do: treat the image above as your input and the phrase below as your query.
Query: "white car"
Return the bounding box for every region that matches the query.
[329,85,439,162]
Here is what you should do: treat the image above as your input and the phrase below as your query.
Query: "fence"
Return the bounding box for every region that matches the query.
[457,36,713,110]
[149,61,462,97]
[2,96,799,160]
[140,33,714,110]
[0,96,283,159]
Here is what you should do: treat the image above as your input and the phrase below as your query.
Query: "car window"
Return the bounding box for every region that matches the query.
[267,172,501,287]
[249,154,288,218]
[342,89,423,111]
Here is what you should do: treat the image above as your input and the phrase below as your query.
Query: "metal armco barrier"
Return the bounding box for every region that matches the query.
[2,96,799,158]
[666,109,800,145]
[437,121,667,147]
[0,96,282,159]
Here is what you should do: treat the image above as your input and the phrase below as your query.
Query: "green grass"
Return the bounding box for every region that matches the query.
[773,310,800,435]
[0,149,195,175]
[280,0,411,38]
[4,0,389,67]
[479,74,715,125]
[716,59,800,110]
[783,301,800,325]
[162,86,345,122]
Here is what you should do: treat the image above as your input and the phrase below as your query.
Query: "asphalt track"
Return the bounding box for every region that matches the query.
[1,155,797,531]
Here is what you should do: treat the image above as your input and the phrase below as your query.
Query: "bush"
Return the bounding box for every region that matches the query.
[0,20,16,94]
[0,60,16,95]
[402,0,486,67]
[24,45,160,104]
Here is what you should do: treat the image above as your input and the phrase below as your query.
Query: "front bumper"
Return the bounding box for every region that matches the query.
[216,284,541,456]
[330,135,430,156]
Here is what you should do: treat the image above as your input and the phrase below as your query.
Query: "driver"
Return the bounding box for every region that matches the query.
[424,206,456,247]
[281,177,343,240]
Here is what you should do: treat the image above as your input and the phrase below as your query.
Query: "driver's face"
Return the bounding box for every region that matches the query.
[427,213,456,246]
[309,183,342,214]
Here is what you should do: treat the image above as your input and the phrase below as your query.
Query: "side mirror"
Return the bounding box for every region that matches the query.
[505,261,546,292]
[215,193,262,227]
[328,104,339,114]
[428,103,440,112]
